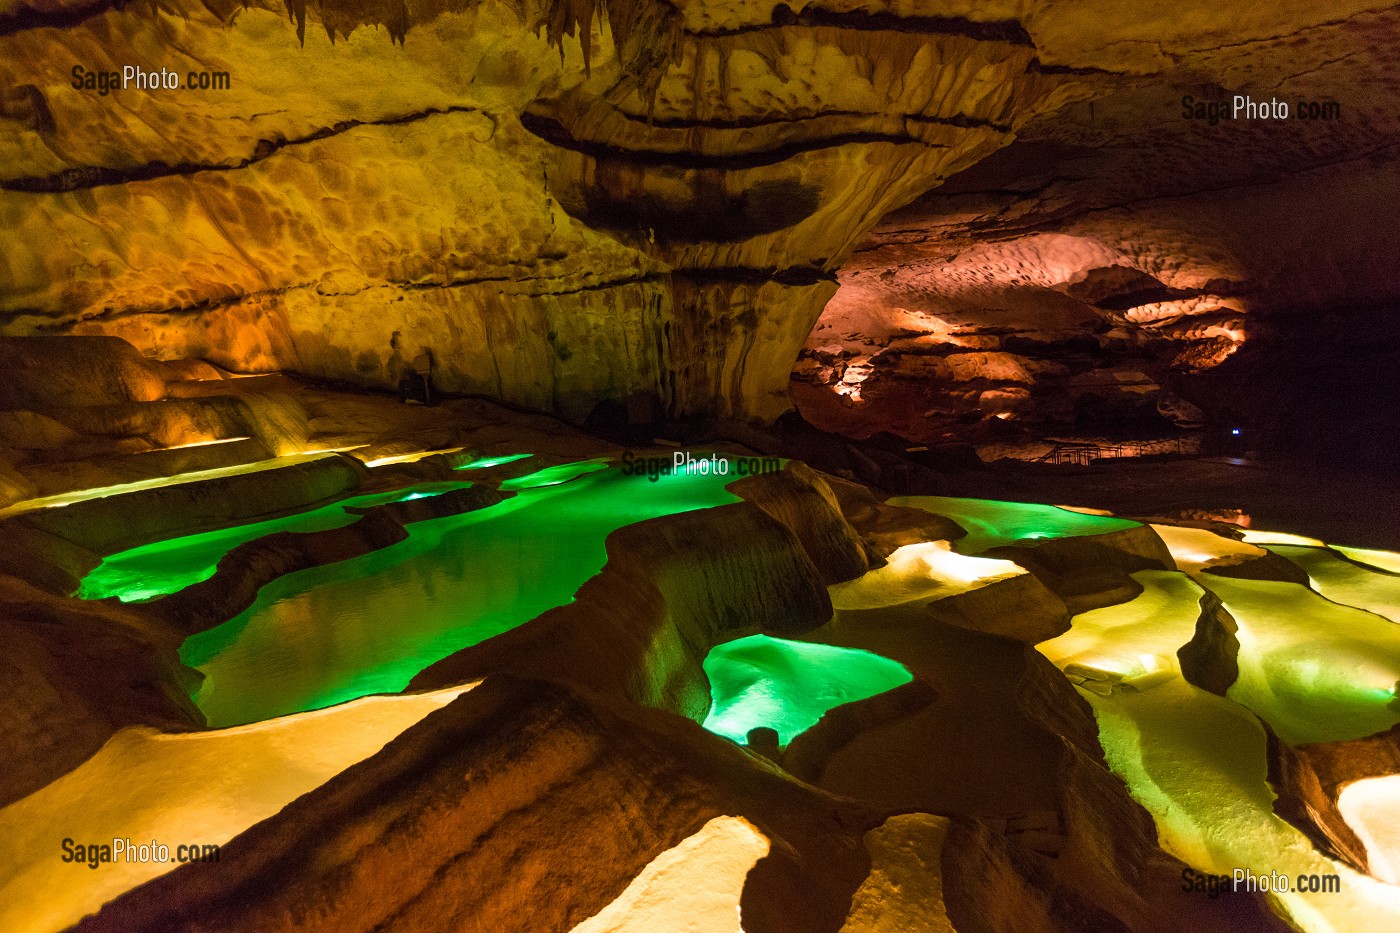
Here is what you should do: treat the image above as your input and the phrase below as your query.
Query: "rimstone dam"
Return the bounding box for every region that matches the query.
[0,1,1399,931]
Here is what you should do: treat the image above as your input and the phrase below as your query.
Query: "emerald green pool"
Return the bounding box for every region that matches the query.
[77,481,476,603]
[180,460,742,727]
[454,452,535,471]
[1268,544,1400,625]
[888,495,1139,554]
[500,458,611,490]
[702,635,913,746]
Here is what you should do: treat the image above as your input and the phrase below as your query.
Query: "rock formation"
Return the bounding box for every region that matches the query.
[0,574,200,808]
[1175,590,1240,697]
[76,674,1288,933]
[74,675,880,933]
[412,494,836,717]
[793,5,1400,459]
[1,0,1398,928]
[0,339,1388,929]
[1267,721,1400,879]
[729,460,869,583]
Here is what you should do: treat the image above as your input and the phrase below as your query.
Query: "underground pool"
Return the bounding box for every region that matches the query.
[173,458,745,726]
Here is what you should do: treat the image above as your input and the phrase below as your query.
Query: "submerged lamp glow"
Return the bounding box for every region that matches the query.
[572,816,768,933]
[831,541,1023,610]
[0,685,472,933]
[888,495,1138,554]
[1036,564,1400,930]
[0,451,349,520]
[1335,546,1400,576]
[363,447,465,468]
[1240,529,1327,547]
[499,458,611,490]
[1267,545,1400,625]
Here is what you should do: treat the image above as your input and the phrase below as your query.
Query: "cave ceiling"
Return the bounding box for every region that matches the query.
[0,0,1396,433]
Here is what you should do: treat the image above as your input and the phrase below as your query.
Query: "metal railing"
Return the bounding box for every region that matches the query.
[1036,438,1187,466]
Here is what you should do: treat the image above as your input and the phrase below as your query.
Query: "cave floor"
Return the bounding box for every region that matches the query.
[4,357,1400,932]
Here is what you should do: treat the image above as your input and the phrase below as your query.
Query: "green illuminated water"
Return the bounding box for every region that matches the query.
[1209,574,1400,744]
[1037,569,1400,928]
[180,461,742,727]
[500,458,611,490]
[1269,545,1400,624]
[77,481,475,603]
[1335,545,1400,576]
[454,453,535,471]
[888,495,1139,554]
[702,635,913,746]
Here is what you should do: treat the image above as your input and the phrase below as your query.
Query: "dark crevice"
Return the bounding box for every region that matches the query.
[1093,285,1207,312]
[1026,61,1124,77]
[34,270,670,332]
[677,266,837,287]
[520,112,937,170]
[1176,9,1388,57]
[703,6,1033,46]
[611,107,1012,134]
[0,307,46,329]
[898,139,1400,244]
[2,105,484,193]
[391,270,670,296]
[33,289,285,331]
[906,112,1014,133]
[0,0,133,37]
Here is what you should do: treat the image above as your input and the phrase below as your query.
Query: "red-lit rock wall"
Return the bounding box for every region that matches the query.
[791,5,1400,457]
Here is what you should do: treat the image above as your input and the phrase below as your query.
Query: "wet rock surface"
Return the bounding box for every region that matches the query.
[410,497,835,717]
[0,576,199,808]
[729,460,869,585]
[9,1,1392,445]
[74,675,879,933]
[1268,721,1400,880]
[0,0,1096,423]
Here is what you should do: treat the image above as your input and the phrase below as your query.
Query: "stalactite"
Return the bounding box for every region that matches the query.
[264,0,681,96]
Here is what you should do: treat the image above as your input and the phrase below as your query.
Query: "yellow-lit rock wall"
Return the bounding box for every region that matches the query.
[4,0,1392,423]
[0,0,1096,421]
